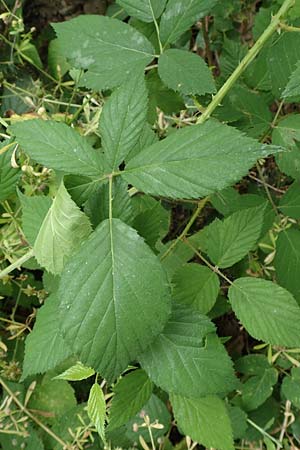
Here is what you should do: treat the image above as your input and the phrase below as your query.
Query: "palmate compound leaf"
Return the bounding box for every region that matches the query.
[170,394,234,450]
[107,369,153,431]
[34,182,92,275]
[99,71,148,171]
[122,120,281,199]
[159,0,218,46]
[138,303,237,398]
[116,0,167,22]
[53,15,155,90]
[10,120,104,177]
[22,294,72,380]
[58,218,171,382]
[229,278,300,348]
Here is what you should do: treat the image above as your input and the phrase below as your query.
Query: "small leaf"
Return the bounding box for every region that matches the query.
[240,368,278,411]
[272,114,300,179]
[229,277,300,347]
[54,362,95,381]
[158,49,216,96]
[0,140,20,202]
[171,394,234,450]
[34,182,92,274]
[281,367,300,408]
[53,16,154,90]
[108,369,153,431]
[87,383,106,443]
[22,294,72,380]
[10,120,104,177]
[99,71,148,171]
[206,204,265,268]
[116,0,167,22]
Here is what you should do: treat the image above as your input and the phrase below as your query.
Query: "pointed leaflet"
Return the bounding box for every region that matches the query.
[59,218,171,381]
[87,384,106,442]
[139,304,236,397]
[18,191,52,246]
[172,263,219,314]
[282,60,300,100]
[22,294,72,380]
[158,49,216,96]
[229,278,300,347]
[272,114,300,179]
[108,369,153,431]
[10,120,103,177]
[116,0,167,22]
[0,140,20,202]
[274,228,300,303]
[240,368,278,411]
[159,0,218,45]
[54,362,95,381]
[206,204,265,268]
[123,120,280,199]
[171,394,234,450]
[53,16,155,90]
[99,72,148,171]
[34,183,92,275]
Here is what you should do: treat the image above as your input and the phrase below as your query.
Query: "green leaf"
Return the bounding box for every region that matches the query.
[125,123,158,162]
[240,368,278,411]
[159,0,218,45]
[59,218,171,381]
[272,115,300,179]
[171,394,234,450]
[48,38,70,79]
[28,373,76,423]
[172,263,219,314]
[11,120,104,177]
[22,294,72,380]
[268,32,300,98]
[0,141,20,202]
[281,368,300,409]
[206,204,265,268]
[229,277,300,347]
[158,49,216,96]
[64,174,101,206]
[108,369,153,431]
[87,383,106,443]
[123,120,279,199]
[99,72,148,171]
[18,191,52,246]
[139,303,236,397]
[116,0,167,22]
[53,16,155,90]
[282,60,300,100]
[274,228,300,303]
[228,406,248,440]
[34,182,92,274]
[54,361,95,381]
[279,182,300,219]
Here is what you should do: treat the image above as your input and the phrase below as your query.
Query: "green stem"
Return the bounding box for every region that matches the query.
[0,249,34,279]
[160,197,209,261]
[280,22,300,32]
[197,0,295,124]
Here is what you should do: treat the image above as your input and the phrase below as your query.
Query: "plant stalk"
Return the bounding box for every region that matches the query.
[197,0,295,124]
[0,249,34,279]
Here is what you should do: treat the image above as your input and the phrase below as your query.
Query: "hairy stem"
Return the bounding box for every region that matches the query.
[197,0,295,124]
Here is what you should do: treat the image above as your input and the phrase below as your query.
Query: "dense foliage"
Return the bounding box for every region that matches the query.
[1,0,300,449]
